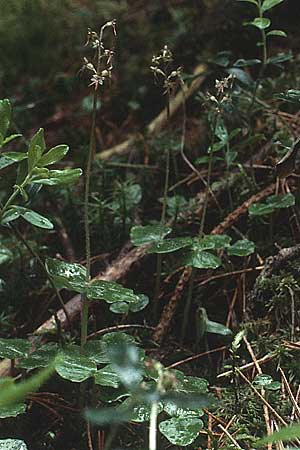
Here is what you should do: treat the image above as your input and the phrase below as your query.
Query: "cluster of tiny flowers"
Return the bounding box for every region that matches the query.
[206,74,235,112]
[81,20,117,90]
[150,45,183,95]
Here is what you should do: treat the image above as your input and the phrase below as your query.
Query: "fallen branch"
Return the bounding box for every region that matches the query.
[96,64,207,161]
[153,183,276,343]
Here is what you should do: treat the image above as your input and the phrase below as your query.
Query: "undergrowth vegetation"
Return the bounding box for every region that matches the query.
[1,0,300,449]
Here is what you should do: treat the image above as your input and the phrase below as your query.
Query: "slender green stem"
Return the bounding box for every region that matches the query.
[181,114,218,342]
[153,91,171,314]
[80,91,97,351]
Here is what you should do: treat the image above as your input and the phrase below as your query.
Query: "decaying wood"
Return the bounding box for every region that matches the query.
[211,183,276,235]
[35,244,148,334]
[96,64,207,161]
[153,183,276,343]
[152,266,192,343]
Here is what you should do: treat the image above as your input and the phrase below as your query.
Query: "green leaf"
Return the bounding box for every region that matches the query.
[0,363,56,408]
[238,0,258,5]
[163,401,204,418]
[233,58,261,67]
[249,194,295,216]
[275,89,300,103]
[128,294,149,312]
[196,235,232,250]
[87,280,139,304]
[255,424,300,446]
[147,237,192,254]
[1,208,21,225]
[267,29,287,37]
[119,399,161,422]
[249,18,271,30]
[0,99,11,141]
[261,0,284,12]
[1,134,22,147]
[31,168,82,185]
[18,343,58,370]
[184,250,222,269]
[45,258,86,293]
[37,144,69,167]
[94,364,120,388]
[0,152,27,170]
[178,376,209,394]
[14,207,54,229]
[226,68,253,86]
[0,338,31,359]
[0,245,13,264]
[109,302,129,314]
[130,224,172,246]
[0,403,26,419]
[0,439,28,450]
[83,340,109,364]
[101,332,137,349]
[253,374,280,390]
[55,346,96,382]
[205,319,233,336]
[267,52,293,65]
[227,239,255,256]
[159,417,203,446]
[28,128,45,171]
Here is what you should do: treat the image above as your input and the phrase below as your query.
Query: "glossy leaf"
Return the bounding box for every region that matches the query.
[233,58,261,67]
[28,128,45,171]
[267,30,287,37]
[184,250,222,269]
[18,207,54,229]
[0,245,13,265]
[227,239,255,256]
[0,439,28,450]
[275,89,300,103]
[94,364,120,388]
[163,401,204,418]
[55,346,96,382]
[83,341,109,364]
[18,343,58,370]
[128,294,149,312]
[37,144,69,167]
[0,403,26,419]
[159,417,203,446]
[87,280,139,304]
[249,18,271,30]
[1,134,22,147]
[109,302,129,314]
[206,319,233,336]
[100,332,137,349]
[267,52,293,65]
[178,376,209,394]
[261,0,284,12]
[0,152,27,170]
[249,194,295,216]
[0,338,31,359]
[45,258,86,292]
[238,0,258,5]
[147,237,192,254]
[130,224,172,246]
[196,234,232,250]
[31,168,82,185]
